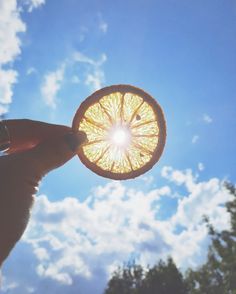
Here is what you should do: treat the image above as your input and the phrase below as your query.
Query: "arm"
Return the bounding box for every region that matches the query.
[0,119,86,266]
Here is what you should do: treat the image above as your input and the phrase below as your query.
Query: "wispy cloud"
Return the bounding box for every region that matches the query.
[73,51,96,65]
[198,162,204,171]
[21,0,46,12]
[192,135,199,144]
[41,64,65,109]
[26,67,37,75]
[40,51,106,109]
[3,167,233,293]
[85,70,105,91]
[71,75,80,84]
[74,52,107,91]
[98,13,108,34]
[203,113,213,124]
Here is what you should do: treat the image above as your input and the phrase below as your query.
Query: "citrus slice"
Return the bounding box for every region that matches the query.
[73,85,166,180]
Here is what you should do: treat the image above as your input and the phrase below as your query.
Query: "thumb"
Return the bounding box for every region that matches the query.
[28,131,87,176]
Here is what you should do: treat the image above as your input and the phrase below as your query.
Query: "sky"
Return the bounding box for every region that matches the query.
[0,0,236,293]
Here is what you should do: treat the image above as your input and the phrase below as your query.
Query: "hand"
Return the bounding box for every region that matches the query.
[0,119,86,266]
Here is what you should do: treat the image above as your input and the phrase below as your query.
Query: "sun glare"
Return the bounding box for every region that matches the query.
[109,126,131,148]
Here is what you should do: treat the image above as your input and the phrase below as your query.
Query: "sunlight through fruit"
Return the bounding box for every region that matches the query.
[109,126,131,148]
[73,85,166,180]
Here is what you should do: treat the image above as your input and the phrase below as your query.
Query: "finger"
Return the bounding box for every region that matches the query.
[4,119,70,154]
[27,131,87,176]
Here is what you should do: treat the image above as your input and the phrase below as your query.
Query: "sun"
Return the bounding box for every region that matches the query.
[109,125,131,148]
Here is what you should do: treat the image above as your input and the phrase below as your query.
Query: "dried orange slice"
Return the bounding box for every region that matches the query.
[73,85,166,180]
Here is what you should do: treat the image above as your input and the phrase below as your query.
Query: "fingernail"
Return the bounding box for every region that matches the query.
[64,131,88,152]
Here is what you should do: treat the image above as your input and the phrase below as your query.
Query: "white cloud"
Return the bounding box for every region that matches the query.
[0,0,46,116]
[192,135,199,144]
[71,75,80,84]
[73,51,96,65]
[99,21,108,34]
[74,52,106,91]
[98,13,108,34]
[21,0,46,12]
[41,65,65,109]
[2,168,234,293]
[0,0,26,115]
[203,113,213,123]
[161,166,196,191]
[40,51,106,108]
[0,0,26,65]
[85,69,105,91]
[171,178,231,229]
[140,175,154,185]
[1,279,18,292]
[26,67,37,75]
[0,68,18,105]
[198,162,204,171]
[78,26,89,42]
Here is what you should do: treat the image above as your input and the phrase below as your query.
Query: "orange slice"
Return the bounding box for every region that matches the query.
[73,85,166,180]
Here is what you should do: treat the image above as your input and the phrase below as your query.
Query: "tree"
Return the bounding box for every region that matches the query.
[104,262,144,294]
[143,257,187,294]
[186,182,236,294]
[104,258,187,294]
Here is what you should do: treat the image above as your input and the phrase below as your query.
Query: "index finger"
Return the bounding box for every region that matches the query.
[4,119,71,154]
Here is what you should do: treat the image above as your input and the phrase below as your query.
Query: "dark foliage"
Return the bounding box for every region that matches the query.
[186,182,236,294]
[104,258,187,294]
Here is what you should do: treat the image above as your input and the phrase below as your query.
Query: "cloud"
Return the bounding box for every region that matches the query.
[203,113,213,124]
[21,0,46,12]
[0,1,26,65]
[161,166,196,191]
[73,51,96,65]
[192,135,199,144]
[140,175,155,185]
[0,68,18,110]
[98,14,108,34]
[85,70,105,91]
[26,67,37,75]
[71,75,80,84]
[74,52,107,91]
[0,0,46,116]
[99,21,108,34]
[198,162,204,171]
[2,168,234,293]
[41,64,65,109]
[0,0,26,115]
[39,51,106,109]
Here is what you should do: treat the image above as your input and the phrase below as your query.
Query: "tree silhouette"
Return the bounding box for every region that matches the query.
[143,258,187,294]
[104,262,144,294]
[186,182,236,294]
[104,258,187,294]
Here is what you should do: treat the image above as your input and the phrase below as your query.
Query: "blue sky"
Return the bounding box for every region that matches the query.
[1,0,236,293]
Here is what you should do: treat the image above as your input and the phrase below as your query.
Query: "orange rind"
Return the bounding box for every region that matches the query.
[73,85,166,180]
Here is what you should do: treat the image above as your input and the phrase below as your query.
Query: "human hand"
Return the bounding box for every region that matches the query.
[0,119,86,266]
